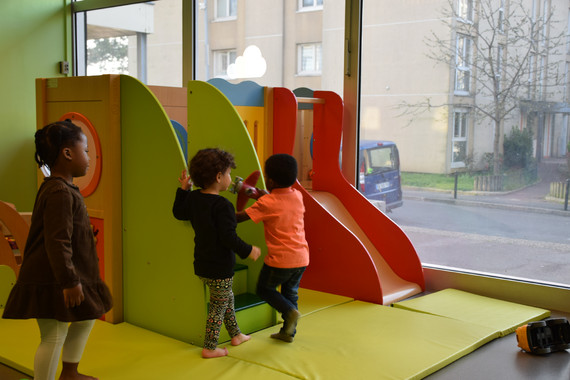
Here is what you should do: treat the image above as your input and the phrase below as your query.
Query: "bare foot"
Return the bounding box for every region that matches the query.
[201,347,228,358]
[230,333,251,346]
[59,362,98,380]
[59,375,97,380]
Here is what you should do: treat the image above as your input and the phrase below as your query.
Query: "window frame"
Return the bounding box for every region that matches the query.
[215,0,237,21]
[70,0,570,310]
[297,43,323,76]
[451,108,469,168]
[457,0,474,23]
[496,44,504,91]
[498,0,505,33]
[298,0,323,12]
[212,49,236,78]
[454,34,473,95]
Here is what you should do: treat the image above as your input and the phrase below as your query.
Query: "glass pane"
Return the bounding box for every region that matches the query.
[301,45,315,72]
[454,113,461,137]
[456,70,468,91]
[195,1,344,93]
[216,0,228,18]
[86,37,128,75]
[368,147,397,172]
[83,0,182,86]
[452,141,467,162]
[361,1,569,287]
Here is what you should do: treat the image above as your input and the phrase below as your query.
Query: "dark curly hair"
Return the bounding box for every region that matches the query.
[265,154,298,188]
[34,120,84,169]
[189,148,236,189]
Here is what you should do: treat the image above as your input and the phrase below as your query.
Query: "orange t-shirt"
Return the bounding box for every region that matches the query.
[245,187,310,268]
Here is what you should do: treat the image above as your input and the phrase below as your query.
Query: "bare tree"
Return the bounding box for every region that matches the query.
[399,0,565,175]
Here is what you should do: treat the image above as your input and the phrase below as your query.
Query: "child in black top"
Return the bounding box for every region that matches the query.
[172,148,261,358]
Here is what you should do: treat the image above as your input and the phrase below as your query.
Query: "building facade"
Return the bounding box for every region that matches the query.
[85,0,570,174]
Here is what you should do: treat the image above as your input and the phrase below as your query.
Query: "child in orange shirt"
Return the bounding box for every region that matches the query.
[237,154,309,342]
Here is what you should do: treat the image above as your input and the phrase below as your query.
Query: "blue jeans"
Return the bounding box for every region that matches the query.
[257,264,306,318]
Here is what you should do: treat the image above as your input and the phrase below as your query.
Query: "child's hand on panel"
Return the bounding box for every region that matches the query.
[249,246,261,261]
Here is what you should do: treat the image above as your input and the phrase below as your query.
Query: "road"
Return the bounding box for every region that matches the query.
[386,199,570,285]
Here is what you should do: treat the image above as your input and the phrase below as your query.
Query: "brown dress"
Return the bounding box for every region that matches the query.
[2,177,112,322]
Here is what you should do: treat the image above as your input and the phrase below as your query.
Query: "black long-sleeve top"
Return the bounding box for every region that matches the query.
[173,188,252,279]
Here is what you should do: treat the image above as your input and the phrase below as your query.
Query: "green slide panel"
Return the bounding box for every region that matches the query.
[120,75,206,346]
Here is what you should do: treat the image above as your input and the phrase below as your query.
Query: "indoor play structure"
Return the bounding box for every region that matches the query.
[203,78,424,305]
[0,75,555,379]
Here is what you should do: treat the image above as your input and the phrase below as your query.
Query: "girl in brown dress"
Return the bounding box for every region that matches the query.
[2,120,112,380]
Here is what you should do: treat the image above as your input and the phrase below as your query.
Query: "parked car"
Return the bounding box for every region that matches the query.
[357,140,403,212]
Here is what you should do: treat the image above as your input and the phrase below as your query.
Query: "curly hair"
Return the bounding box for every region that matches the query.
[189,148,236,189]
[264,154,298,188]
[34,120,84,169]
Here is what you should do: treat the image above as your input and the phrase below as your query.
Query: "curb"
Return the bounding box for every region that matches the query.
[404,194,570,217]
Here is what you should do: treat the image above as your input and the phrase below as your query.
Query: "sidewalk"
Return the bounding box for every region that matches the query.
[403,158,570,217]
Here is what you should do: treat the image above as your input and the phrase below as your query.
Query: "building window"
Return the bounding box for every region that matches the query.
[215,0,237,20]
[457,0,474,23]
[451,109,469,167]
[297,43,322,75]
[528,53,535,98]
[299,0,323,11]
[498,0,505,32]
[455,34,472,94]
[563,62,569,102]
[538,55,545,99]
[567,8,570,55]
[541,0,549,46]
[496,44,504,91]
[213,50,236,78]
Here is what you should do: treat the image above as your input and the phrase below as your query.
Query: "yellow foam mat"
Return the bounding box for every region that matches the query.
[228,301,499,380]
[298,287,353,315]
[0,318,295,379]
[2,288,540,379]
[393,289,551,336]
[1,301,497,380]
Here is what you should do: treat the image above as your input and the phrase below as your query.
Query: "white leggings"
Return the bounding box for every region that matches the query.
[34,319,95,380]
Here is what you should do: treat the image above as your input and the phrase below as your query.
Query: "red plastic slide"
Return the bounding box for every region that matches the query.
[273,88,424,305]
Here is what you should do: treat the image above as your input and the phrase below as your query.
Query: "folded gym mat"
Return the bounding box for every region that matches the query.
[227,301,499,380]
[393,289,551,336]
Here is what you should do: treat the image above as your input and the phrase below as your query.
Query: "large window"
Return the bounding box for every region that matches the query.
[74,0,182,86]
[360,0,569,288]
[73,0,570,289]
[455,34,472,94]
